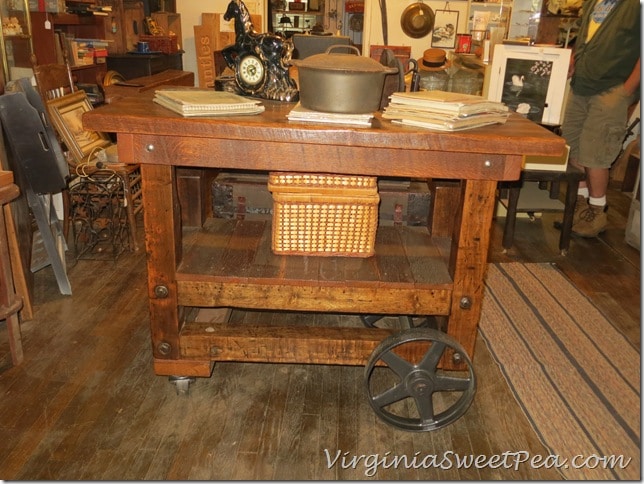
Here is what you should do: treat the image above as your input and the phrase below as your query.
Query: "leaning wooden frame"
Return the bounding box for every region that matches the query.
[46,90,112,164]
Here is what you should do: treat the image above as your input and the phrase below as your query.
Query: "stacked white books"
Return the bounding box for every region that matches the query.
[383,90,509,131]
[153,89,265,117]
[287,103,374,127]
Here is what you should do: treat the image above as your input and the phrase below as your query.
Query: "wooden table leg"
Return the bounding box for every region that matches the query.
[446,179,497,367]
[141,164,212,377]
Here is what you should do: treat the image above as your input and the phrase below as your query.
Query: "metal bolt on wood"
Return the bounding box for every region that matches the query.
[459,296,472,309]
[157,341,172,355]
[154,285,169,298]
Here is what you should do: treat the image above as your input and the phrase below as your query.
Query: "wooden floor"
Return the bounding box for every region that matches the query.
[0,182,639,480]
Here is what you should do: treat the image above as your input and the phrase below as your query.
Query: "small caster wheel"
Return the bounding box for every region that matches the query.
[169,376,196,395]
[364,327,476,431]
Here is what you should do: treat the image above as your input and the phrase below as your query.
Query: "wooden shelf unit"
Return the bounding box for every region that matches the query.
[31,9,108,82]
[30,0,150,84]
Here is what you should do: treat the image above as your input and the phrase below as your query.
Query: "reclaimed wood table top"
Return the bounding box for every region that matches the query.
[83,93,566,182]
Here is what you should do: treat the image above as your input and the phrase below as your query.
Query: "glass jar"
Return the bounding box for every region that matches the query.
[418,67,449,91]
[448,56,484,95]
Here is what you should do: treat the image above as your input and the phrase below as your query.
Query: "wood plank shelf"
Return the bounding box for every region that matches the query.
[176,219,453,315]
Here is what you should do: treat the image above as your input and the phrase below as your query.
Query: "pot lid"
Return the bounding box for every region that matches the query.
[292,45,397,73]
[400,2,435,39]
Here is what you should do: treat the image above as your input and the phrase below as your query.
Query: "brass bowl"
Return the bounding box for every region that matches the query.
[400,2,435,39]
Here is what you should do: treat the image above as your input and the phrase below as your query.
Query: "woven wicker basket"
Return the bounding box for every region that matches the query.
[268,172,379,257]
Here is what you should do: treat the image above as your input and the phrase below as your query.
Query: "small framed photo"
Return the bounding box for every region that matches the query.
[487,44,572,125]
[455,33,472,53]
[431,10,459,49]
[47,91,112,163]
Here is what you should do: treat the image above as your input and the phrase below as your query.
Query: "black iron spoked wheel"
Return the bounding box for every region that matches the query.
[364,327,476,431]
[360,314,435,329]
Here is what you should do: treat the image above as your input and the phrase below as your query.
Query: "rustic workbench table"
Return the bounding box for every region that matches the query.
[83,94,565,430]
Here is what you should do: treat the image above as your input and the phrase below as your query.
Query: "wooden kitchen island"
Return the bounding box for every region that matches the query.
[83,95,565,430]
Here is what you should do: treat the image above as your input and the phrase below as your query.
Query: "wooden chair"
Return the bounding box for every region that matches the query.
[0,171,24,367]
[30,54,76,101]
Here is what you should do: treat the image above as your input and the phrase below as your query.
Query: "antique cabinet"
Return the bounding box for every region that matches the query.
[0,0,33,82]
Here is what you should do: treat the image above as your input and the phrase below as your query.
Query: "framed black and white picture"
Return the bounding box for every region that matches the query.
[487,44,572,126]
[431,10,459,49]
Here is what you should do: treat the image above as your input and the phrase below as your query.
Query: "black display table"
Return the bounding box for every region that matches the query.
[106,52,183,80]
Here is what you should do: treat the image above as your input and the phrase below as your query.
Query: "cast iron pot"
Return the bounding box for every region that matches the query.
[291,45,398,114]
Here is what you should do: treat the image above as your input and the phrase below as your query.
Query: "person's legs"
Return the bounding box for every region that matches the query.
[567,85,633,236]
[561,92,590,224]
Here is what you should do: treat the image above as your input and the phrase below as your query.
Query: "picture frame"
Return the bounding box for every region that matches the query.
[47,90,112,163]
[431,9,459,49]
[487,44,572,126]
[455,33,472,53]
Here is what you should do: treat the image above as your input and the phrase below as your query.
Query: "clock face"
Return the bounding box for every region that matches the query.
[237,54,266,91]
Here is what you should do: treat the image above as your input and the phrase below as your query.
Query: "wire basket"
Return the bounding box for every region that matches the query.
[268,172,379,257]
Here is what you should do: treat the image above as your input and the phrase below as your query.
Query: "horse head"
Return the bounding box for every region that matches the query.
[224,0,256,39]
[223,0,240,22]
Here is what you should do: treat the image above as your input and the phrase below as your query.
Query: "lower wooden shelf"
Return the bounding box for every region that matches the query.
[175,218,454,316]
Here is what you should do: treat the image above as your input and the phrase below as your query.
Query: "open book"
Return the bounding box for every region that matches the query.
[153,89,265,117]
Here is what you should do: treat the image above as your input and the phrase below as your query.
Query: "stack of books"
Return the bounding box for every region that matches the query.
[153,89,265,117]
[287,103,374,127]
[383,90,509,131]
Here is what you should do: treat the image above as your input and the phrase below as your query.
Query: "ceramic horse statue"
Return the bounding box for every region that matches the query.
[222,0,299,102]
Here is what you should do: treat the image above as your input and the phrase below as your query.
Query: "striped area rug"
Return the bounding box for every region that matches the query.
[479,263,640,480]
